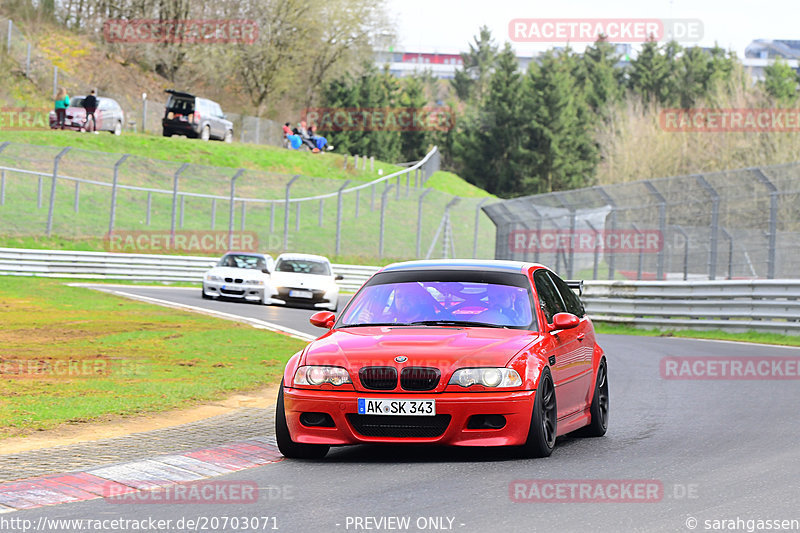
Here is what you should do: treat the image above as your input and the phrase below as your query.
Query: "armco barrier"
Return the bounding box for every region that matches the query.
[583,280,800,335]
[1,248,796,334]
[0,248,378,292]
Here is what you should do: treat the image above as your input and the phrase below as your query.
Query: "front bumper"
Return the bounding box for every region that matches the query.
[203,281,264,302]
[269,287,337,310]
[283,387,536,447]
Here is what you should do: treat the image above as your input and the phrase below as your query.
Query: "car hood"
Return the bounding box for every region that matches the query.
[270,272,334,290]
[301,327,539,390]
[205,266,267,280]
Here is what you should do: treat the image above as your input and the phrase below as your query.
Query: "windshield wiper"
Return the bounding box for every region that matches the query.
[339,322,412,328]
[408,320,509,328]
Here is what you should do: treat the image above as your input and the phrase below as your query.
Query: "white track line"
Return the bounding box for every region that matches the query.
[88,286,316,342]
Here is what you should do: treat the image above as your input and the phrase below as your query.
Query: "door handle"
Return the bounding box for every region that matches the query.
[577,333,585,341]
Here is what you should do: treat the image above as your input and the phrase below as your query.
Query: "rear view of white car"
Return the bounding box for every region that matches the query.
[266,254,342,311]
[202,253,275,304]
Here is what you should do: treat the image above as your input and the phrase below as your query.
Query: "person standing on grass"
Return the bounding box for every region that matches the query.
[54,87,70,130]
[82,89,98,133]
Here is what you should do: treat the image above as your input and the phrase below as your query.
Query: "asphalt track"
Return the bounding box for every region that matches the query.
[12,286,800,533]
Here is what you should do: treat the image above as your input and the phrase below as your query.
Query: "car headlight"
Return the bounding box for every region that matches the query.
[205,274,222,282]
[244,279,264,285]
[294,366,352,386]
[448,368,522,388]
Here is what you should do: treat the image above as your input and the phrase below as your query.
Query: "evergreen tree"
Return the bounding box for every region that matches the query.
[763,58,799,102]
[450,26,498,103]
[628,39,675,105]
[519,49,597,194]
[579,37,623,114]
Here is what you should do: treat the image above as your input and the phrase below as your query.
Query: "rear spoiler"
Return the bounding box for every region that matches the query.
[566,280,584,296]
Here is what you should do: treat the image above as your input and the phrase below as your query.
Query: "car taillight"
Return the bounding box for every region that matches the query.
[167,111,174,120]
[193,112,200,124]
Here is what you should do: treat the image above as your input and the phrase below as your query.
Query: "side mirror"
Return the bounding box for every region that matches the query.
[262,268,270,274]
[335,274,344,281]
[551,312,579,331]
[310,311,335,329]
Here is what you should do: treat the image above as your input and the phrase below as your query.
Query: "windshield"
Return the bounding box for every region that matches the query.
[275,259,331,276]
[217,254,266,270]
[339,280,535,329]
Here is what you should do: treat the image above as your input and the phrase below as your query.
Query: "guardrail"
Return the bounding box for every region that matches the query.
[583,280,800,335]
[2,247,796,334]
[0,248,378,292]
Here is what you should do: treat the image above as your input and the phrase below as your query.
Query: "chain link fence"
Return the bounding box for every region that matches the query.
[0,143,498,260]
[484,162,800,280]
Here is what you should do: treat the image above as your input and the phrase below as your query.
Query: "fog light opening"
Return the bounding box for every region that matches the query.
[466,414,506,430]
[299,412,335,428]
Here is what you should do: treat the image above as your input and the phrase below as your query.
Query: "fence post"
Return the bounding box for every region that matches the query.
[270,202,275,233]
[108,154,129,235]
[0,141,10,207]
[45,147,71,236]
[362,155,367,171]
[228,168,244,248]
[673,225,689,281]
[6,20,11,54]
[211,198,216,229]
[241,201,247,231]
[631,223,644,280]
[343,155,348,170]
[644,181,667,281]
[594,186,617,280]
[354,155,359,170]
[355,189,360,218]
[37,175,43,208]
[720,227,733,280]
[416,189,432,258]
[554,192,576,279]
[146,192,152,225]
[752,168,778,279]
[335,180,351,257]
[586,220,601,280]
[370,156,374,173]
[284,175,300,250]
[472,198,489,258]
[318,198,324,227]
[170,163,189,245]
[695,174,720,280]
[179,195,185,228]
[295,202,300,232]
[73,181,80,213]
[396,175,401,200]
[379,184,395,258]
[141,94,147,134]
[255,118,261,144]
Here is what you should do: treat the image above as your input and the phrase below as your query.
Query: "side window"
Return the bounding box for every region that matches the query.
[533,270,565,324]
[548,272,585,317]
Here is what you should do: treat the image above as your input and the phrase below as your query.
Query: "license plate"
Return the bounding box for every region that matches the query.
[289,289,313,299]
[358,398,435,416]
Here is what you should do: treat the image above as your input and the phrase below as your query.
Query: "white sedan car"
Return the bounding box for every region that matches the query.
[266,253,342,311]
[202,252,275,304]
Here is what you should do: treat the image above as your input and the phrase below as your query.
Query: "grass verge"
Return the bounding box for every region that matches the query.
[0,277,307,439]
[594,322,800,347]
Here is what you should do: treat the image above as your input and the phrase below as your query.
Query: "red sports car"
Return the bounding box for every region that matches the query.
[276,260,609,459]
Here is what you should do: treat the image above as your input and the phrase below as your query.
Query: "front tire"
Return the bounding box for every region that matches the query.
[201,286,210,299]
[224,130,233,143]
[200,125,210,141]
[575,358,609,437]
[275,381,330,459]
[519,368,557,458]
[113,121,122,136]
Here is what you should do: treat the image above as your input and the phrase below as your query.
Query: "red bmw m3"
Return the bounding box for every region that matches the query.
[276,260,609,459]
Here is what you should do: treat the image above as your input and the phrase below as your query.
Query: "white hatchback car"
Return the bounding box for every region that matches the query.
[202,252,275,303]
[267,253,342,311]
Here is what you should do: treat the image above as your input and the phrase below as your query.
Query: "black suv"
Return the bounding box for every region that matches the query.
[162,90,234,142]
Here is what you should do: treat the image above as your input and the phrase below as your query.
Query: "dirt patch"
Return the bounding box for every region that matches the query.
[0,384,280,455]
